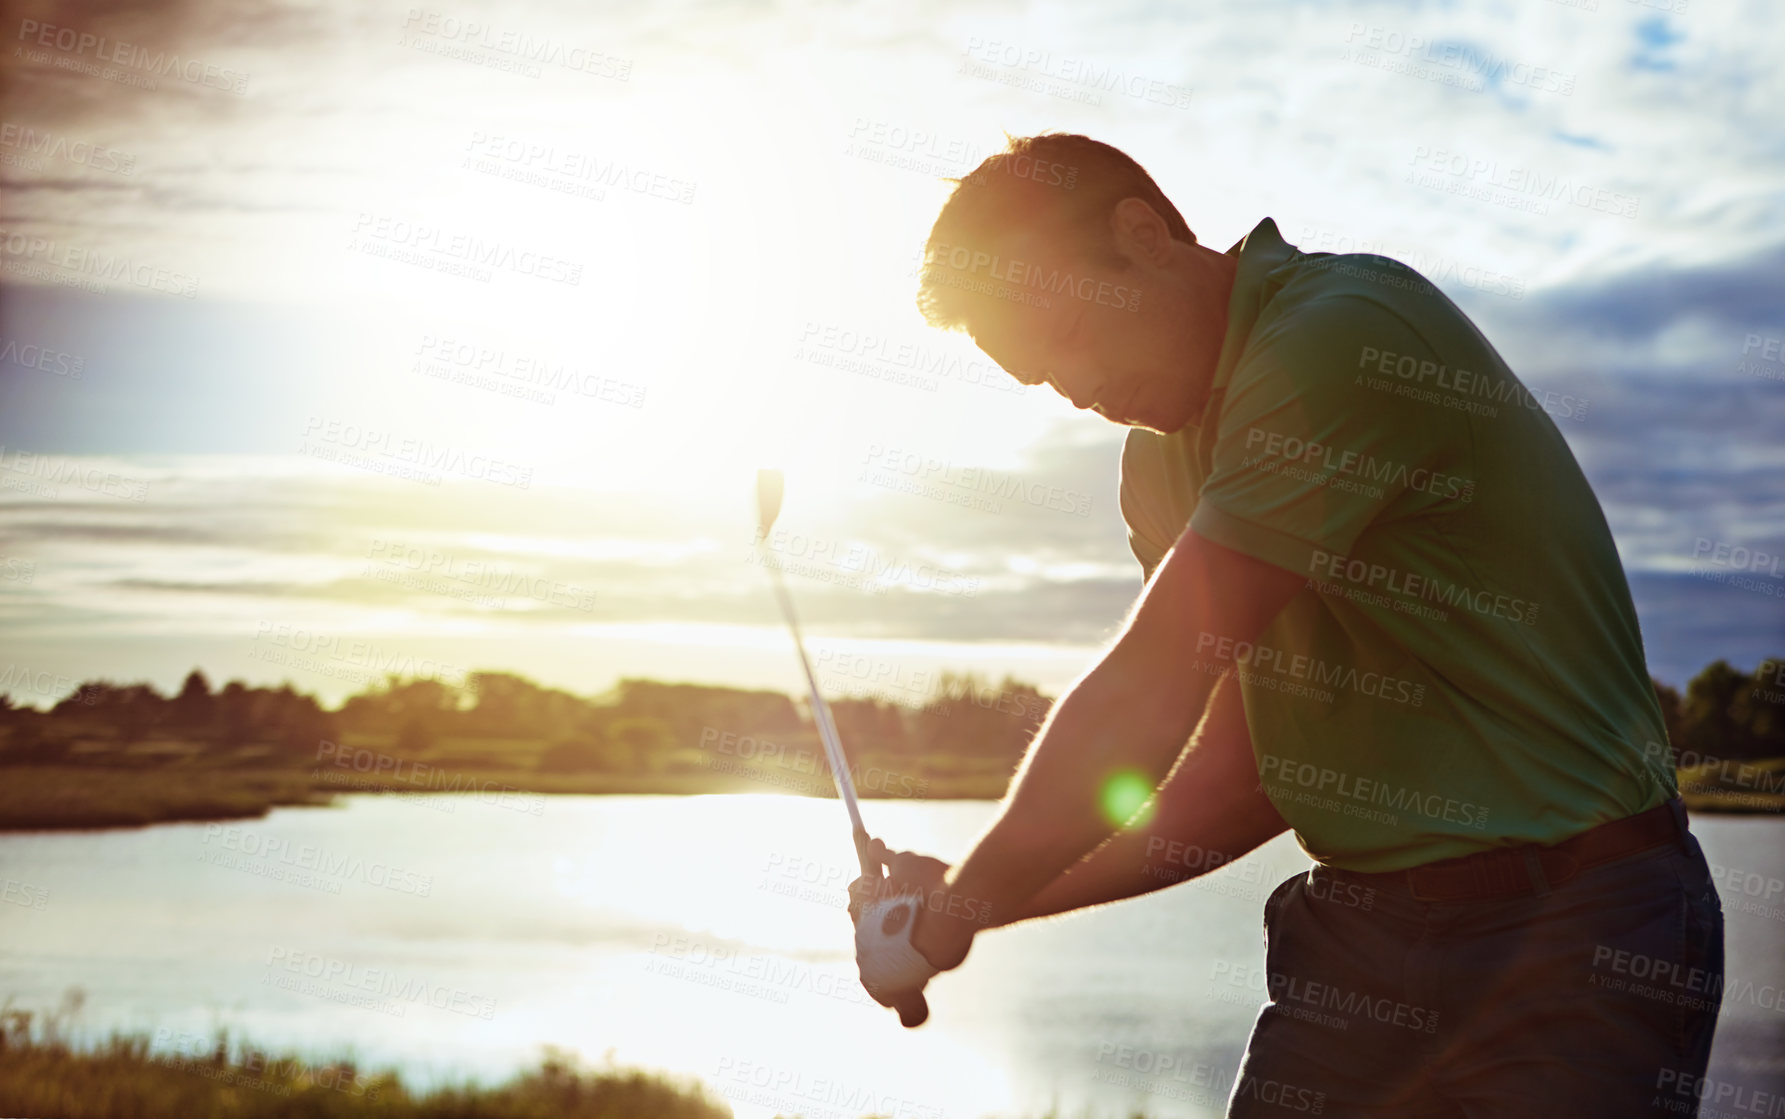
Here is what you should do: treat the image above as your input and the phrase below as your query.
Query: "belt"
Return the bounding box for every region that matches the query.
[1363,799,1687,902]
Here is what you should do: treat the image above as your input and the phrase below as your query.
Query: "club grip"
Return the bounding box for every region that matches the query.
[895,991,929,1028]
[852,827,878,879]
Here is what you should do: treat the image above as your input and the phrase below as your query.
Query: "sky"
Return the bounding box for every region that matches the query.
[0,0,1781,708]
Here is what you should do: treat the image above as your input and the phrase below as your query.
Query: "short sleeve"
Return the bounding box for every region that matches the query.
[1189,296,1472,576]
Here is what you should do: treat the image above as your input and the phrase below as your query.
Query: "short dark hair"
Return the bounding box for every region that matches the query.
[916,133,1195,331]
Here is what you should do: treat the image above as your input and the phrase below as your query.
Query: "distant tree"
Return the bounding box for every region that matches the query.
[214,681,254,748]
[1652,678,1684,764]
[396,717,433,755]
[914,672,1049,763]
[538,735,607,773]
[604,717,676,773]
[830,698,910,756]
[170,670,215,735]
[1682,660,1758,762]
[338,676,462,738]
[1734,657,1785,759]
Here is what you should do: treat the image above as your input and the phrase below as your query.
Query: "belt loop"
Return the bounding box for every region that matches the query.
[1522,848,1549,895]
[1666,796,1691,851]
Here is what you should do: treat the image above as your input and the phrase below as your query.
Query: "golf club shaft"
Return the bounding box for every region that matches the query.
[761,553,878,877]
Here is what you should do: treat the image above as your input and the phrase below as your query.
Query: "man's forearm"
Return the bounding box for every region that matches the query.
[908,531,1305,967]
[946,642,1220,928]
[994,673,1286,927]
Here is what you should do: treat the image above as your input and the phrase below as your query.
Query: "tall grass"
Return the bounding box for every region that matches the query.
[0,996,731,1119]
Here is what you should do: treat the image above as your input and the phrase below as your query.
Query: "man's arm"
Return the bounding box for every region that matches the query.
[914,527,1304,967]
[992,668,1287,926]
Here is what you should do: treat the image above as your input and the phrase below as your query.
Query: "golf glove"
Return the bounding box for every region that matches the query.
[853,893,935,1026]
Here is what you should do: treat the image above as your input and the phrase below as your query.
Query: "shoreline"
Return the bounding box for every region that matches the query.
[0,762,1778,832]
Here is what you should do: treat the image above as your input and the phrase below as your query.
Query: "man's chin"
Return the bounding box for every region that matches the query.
[1118,411,1188,436]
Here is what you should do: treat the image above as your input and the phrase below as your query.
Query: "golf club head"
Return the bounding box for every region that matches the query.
[755,468,785,540]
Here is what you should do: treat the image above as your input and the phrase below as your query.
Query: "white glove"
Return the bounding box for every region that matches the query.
[854,894,940,999]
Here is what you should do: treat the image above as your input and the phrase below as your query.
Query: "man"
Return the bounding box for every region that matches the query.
[846,133,1724,1117]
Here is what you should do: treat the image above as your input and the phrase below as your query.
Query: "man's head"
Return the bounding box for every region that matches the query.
[917,133,1236,434]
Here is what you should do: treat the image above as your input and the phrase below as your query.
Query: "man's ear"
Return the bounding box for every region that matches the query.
[1110,197,1174,267]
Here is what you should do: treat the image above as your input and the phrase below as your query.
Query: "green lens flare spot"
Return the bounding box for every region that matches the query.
[1100,769,1155,828]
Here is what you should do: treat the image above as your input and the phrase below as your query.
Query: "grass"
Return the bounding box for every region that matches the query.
[0,1001,1175,1119]
[1678,756,1785,813]
[0,731,1017,830]
[0,1001,733,1119]
[0,765,331,830]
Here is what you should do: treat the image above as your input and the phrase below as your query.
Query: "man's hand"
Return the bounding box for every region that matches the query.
[846,839,977,1026]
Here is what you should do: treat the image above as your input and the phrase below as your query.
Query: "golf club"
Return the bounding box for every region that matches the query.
[754,468,929,1028]
[754,468,876,878]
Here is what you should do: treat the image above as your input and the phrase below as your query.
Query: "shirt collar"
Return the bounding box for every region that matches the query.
[1206,216,1301,401]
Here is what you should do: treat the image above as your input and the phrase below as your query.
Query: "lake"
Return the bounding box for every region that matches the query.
[1,795,1780,1118]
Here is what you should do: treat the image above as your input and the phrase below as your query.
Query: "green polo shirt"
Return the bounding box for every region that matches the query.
[1120,217,1675,872]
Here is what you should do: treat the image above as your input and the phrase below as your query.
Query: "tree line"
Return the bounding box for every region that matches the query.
[0,658,1778,774]
[0,667,1051,774]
